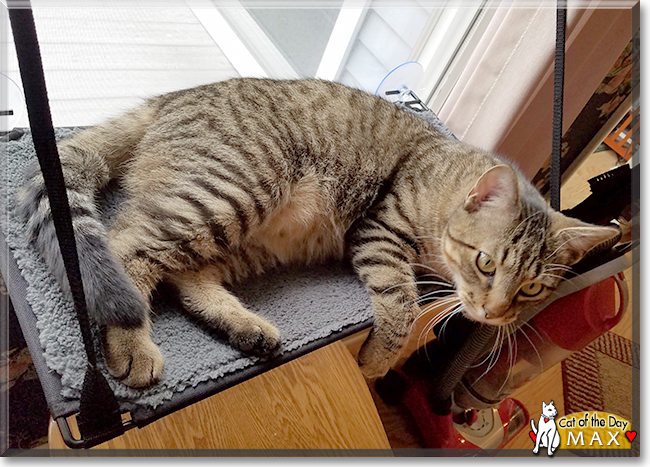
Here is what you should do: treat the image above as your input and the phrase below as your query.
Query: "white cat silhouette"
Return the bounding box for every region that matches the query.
[530,400,560,456]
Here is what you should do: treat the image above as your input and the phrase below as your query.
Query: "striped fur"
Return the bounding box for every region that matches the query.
[17,78,619,387]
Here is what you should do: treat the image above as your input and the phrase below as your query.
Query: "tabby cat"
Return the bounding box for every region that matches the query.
[18,78,618,388]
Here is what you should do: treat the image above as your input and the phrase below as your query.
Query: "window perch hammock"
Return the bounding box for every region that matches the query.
[2,0,636,450]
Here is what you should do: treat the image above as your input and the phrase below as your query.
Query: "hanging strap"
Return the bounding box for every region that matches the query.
[550,0,567,211]
[7,1,124,447]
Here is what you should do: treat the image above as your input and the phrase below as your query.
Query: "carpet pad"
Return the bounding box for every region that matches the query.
[562,332,638,418]
[562,331,639,456]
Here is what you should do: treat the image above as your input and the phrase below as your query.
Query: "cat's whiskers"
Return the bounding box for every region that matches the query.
[521,320,545,343]
[542,263,579,280]
[417,246,449,271]
[375,280,453,296]
[395,286,457,314]
[437,303,464,342]
[409,263,451,281]
[539,272,568,281]
[418,252,449,267]
[538,272,581,292]
[414,280,455,289]
[420,259,455,283]
[470,326,504,368]
[415,290,457,306]
[429,305,462,341]
[417,296,461,324]
[518,323,544,373]
[497,322,517,396]
[420,303,464,362]
[472,327,507,385]
[416,273,452,283]
[542,262,574,272]
[470,325,503,368]
[478,321,521,385]
[542,268,579,280]
[512,210,546,235]
[544,262,572,271]
[415,300,462,347]
[542,266,573,274]
[417,299,462,349]
[494,325,510,365]
[548,232,589,260]
[418,259,450,272]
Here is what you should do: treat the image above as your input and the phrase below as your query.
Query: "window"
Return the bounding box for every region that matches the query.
[3,0,491,127]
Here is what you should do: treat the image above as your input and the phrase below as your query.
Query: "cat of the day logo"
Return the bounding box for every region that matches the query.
[530,401,561,455]
[529,401,636,455]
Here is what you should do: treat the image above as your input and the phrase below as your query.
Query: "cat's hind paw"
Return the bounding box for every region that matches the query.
[104,325,164,388]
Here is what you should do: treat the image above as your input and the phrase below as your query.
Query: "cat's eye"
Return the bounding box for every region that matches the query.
[476,252,496,275]
[519,282,544,297]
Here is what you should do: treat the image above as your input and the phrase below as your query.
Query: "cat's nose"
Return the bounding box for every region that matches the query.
[483,304,508,319]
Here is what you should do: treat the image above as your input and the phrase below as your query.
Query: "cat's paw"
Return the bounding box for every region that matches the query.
[357,338,400,380]
[358,360,392,380]
[228,316,281,356]
[104,325,164,388]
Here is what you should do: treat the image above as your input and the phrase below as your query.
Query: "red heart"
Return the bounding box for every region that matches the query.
[626,431,637,442]
[529,431,537,443]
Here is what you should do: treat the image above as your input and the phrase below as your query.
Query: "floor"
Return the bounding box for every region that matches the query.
[48,342,392,452]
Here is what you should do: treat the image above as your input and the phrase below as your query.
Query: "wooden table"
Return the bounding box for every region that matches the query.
[48,341,392,453]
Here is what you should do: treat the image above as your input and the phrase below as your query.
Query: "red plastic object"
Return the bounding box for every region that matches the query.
[400,274,626,450]
[402,377,528,450]
[533,275,625,351]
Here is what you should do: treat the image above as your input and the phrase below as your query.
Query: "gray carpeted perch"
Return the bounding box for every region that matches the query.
[0,128,374,413]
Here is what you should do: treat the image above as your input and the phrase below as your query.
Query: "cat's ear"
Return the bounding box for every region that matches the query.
[543,402,547,408]
[550,212,620,265]
[464,164,519,213]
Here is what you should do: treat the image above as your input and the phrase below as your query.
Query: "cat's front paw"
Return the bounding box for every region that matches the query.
[357,334,400,380]
[358,359,393,380]
[228,316,281,356]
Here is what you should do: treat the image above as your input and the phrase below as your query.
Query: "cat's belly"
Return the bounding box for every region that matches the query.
[252,215,346,267]
[175,174,348,283]
[251,182,346,267]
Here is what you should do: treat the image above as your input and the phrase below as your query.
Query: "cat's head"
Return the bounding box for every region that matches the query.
[441,164,619,326]
[542,400,558,418]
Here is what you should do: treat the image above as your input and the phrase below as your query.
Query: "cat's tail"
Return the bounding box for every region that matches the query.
[16,103,160,327]
[530,419,537,434]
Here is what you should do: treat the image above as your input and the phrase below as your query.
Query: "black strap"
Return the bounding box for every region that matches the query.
[8,1,124,446]
[550,0,567,211]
